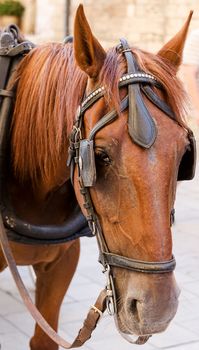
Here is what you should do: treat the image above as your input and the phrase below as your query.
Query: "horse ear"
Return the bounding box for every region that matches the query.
[157,11,193,71]
[74,4,106,78]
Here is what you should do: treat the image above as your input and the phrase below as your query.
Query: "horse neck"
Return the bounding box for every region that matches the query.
[11,43,86,196]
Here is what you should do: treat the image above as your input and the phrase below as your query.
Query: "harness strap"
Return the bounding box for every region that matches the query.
[0,213,107,348]
[79,74,160,118]
[101,252,176,274]
[89,96,128,140]
[3,204,92,243]
[0,41,35,56]
[141,85,175,119]
[0,56,12,105]
[0,88,14,97]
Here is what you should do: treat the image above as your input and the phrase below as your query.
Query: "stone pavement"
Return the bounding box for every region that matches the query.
[0,165,199,350]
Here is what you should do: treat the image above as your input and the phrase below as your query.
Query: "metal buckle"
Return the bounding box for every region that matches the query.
[91,305,103,319]
[75,105,81,121]
[103,265,115,316]
[122,48,132,52]
[73,125,82,142]
[88,220,97,236]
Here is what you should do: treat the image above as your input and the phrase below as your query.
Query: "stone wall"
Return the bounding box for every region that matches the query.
[20,0,199,51]
[20,0,35,34]
[34,0,66,42]
[21,0,66,42]
[70,0,199,52]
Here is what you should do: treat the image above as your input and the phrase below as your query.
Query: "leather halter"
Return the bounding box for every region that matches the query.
[68,39,180,322]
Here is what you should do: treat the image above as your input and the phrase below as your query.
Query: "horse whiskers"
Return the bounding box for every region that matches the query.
[118,174,129,179]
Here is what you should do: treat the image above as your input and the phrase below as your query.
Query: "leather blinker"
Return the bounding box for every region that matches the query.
[178,131,196,181]
[79,139,96,187]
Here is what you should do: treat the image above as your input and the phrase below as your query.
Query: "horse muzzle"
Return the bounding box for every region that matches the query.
[115,270,180,336]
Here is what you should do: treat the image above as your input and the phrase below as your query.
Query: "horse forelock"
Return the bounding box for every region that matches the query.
[11,42,188,186]
[99,46,188,125]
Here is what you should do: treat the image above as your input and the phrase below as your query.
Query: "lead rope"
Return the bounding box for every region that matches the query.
[0,213,108,348]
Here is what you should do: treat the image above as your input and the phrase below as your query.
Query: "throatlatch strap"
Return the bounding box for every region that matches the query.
[0,213,107,348]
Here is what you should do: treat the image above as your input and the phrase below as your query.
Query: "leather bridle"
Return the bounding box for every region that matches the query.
[67,39,182,342]
[0,34,196,348]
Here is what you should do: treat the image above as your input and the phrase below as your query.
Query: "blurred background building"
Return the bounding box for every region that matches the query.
[0,3,198,349]
[15,0,199,51]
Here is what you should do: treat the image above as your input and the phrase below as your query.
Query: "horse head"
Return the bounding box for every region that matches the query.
[71,5,195,339]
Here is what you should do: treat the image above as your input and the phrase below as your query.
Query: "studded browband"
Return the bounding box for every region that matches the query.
[67,72,164,186]
[81,72,158,109]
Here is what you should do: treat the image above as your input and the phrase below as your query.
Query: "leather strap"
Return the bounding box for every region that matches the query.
[89,96,128,140]
[2,205,92,243]
[102,252,176,274]
[0,89,14,97]
[0,56,12,105]
[141,85,175,119]
[0,213,107,348]
[0,41,34,56]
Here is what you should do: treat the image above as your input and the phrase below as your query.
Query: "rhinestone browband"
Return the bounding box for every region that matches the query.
[119,72,157,82]
[81,86,105,108]
[81,72,158,109]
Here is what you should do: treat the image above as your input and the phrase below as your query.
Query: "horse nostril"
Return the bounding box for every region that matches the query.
[130,299,137,312]
[128,298,142,323]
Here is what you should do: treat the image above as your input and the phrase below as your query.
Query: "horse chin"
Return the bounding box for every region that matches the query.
[116,309,172,337]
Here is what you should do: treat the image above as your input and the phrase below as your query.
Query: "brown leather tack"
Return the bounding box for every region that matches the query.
[0,213,107,349]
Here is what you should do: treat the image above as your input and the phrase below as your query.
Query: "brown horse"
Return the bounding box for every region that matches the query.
[0,5,195,350]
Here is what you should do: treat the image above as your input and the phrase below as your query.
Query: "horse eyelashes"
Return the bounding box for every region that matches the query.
[95,151,111,165]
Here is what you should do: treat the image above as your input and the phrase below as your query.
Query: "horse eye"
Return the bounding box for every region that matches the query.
[95,150,111,165]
